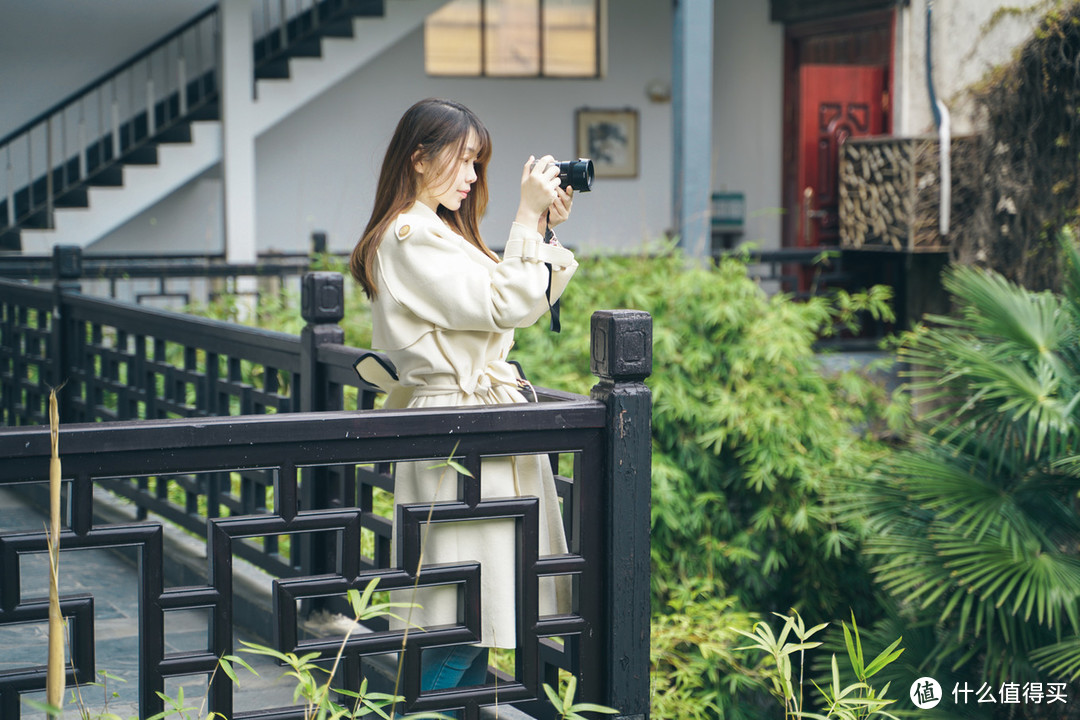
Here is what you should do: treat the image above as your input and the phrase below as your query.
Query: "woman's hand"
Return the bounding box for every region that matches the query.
[515,155,560,229]
[544,186,574,231]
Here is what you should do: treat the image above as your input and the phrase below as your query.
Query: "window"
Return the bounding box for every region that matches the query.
[425,0,603,78]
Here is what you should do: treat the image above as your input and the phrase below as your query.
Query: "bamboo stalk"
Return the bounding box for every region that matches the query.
[46,388,65,718]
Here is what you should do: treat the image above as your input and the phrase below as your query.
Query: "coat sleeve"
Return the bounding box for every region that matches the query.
[376,218,576,340]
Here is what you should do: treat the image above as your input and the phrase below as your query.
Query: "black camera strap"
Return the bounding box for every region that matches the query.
[542,212,561,333]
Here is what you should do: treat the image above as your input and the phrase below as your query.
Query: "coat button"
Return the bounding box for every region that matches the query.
[397,224,411,238]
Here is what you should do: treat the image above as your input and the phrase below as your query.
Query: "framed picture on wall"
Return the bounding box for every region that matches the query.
[575,108,638,179]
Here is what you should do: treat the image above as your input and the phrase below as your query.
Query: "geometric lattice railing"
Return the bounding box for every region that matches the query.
[0,265,653,720]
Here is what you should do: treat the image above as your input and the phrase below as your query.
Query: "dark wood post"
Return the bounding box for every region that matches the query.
[298,272,345,580]
[52,245,82,422]
[590,309,652,720]
[299,271,345,413]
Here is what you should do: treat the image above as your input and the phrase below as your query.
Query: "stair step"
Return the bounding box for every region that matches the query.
[19,210,51,230]
[122,145,160,165]
[256,58,292,80]
[54,188,89,209]
[316,18,356,37]
[86,166,124,187]
[287,36,323,58]
[252,0,389,80]
[340,0,385,18]
[0,228,20,251]
[155,124,193,144]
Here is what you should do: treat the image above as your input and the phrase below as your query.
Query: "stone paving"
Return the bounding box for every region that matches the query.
[0,487,310,718]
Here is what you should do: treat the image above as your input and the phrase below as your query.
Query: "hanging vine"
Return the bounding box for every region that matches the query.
[951,1,1080,290]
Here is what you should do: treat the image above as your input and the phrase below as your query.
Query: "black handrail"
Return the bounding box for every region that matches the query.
[0,4,218,149]
[0,269,654,720]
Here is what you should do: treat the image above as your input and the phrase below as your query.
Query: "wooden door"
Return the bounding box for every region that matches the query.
[796,64,885,247]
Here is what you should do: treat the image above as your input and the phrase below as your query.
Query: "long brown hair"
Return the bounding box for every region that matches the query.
[350,98,496,297]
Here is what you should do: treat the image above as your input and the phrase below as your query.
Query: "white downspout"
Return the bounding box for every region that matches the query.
[926,0,951,236]
[937,99,951,237]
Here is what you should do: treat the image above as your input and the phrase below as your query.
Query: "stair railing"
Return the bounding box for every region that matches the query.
[0,6,221,235]
[0,0,381,243]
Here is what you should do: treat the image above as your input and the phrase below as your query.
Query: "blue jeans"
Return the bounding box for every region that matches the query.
[421,644,490,690]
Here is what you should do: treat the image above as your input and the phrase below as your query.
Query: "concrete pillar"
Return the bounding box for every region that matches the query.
[672,0,714,259]
[220,0,258,265]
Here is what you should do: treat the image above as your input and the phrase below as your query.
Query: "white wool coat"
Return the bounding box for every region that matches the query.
[370,201,577,648]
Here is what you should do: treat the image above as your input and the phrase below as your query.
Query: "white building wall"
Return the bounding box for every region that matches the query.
[5,0,1053,259]
[711,0,785,250]
[895,0,1048,136]
[84,0,672,256]
[89,172,224,255]
[254,0,673,255]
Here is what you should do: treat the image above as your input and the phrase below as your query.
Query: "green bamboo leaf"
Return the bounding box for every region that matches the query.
[219,656,239,685]
[223,653,258,677]
[777,641,823,658]
[21,699,63,715]
[831,653,841,698]
[352,577,381,617]
[862,637,904,678]
[543,682,563,709]
[446,459,474,477]
[564,674,578,711]
[569,703,621,715]
[842,623,862,678]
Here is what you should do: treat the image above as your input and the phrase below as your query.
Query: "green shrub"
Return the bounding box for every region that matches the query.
[510,245,893,622]
[195,244,898,717]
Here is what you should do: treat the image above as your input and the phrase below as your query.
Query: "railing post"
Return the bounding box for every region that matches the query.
[590,309,652,720]
[299,271,345,582]
[299,271,345,413]
[52,245,82,422]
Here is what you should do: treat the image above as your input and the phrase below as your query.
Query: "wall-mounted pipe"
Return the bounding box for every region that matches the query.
[926,0,951,236]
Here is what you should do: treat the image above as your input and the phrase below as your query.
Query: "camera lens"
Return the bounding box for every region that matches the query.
[556,158,594,192]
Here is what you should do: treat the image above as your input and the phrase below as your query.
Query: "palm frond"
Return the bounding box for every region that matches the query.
[887,450,1045,548]
[942,264,1071,357]
[1030,636,1080,681]
[931,532,1080,631]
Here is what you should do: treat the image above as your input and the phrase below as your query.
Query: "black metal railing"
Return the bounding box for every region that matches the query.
[0,243,337,305]
[1,260,375,580]
[0,260,653,720]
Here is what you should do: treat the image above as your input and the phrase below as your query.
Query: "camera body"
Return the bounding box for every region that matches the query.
[554,158,594,193]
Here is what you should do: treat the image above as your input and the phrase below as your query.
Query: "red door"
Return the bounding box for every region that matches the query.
[797,64,885,248]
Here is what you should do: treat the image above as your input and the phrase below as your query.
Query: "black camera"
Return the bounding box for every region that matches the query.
[555,158,594,192]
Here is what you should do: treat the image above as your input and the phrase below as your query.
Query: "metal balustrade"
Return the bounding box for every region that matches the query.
[0,257,652,720]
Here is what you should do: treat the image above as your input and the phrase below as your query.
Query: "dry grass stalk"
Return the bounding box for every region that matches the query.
[46,388,65,717]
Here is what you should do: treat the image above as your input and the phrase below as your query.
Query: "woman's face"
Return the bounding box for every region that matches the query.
[415,129,480,213]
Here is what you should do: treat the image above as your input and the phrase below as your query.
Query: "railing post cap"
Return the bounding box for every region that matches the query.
[590,309,652,381]
[301,271,344,324]
[52,245,82,279]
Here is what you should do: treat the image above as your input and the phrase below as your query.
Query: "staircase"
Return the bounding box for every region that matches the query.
[0,0,442,253]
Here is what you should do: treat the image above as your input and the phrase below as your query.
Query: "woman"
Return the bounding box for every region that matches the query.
[349,98,577,693]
